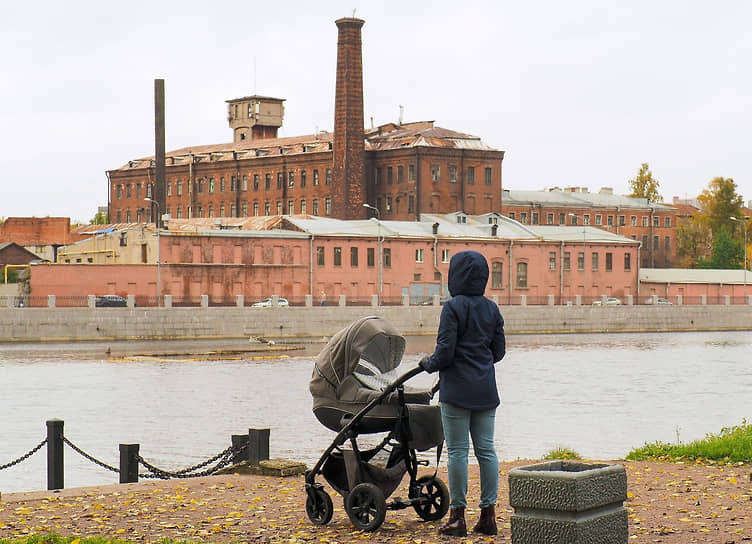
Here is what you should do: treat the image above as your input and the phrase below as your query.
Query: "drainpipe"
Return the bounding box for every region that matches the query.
[508,240,514,305]
[637,241,641,301]
[615,206,620,235]
[309,234,315,295]
[560,240,565,303]
[189,153,194,218]
[106,171,111,223]
[432,222,443,295]
[415,149,422,220]
[649,202,655,268]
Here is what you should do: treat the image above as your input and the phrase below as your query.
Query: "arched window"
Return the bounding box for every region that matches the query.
[492,262,503,289]
[516,262,528,288]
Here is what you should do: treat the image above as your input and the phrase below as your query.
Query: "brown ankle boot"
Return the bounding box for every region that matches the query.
[472,505,498,535]
[438,506,467,537]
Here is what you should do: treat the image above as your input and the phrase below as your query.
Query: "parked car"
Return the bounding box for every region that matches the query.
[592,297,622,306]
[95,295,127,307]
[252,297,289,308]
[646,297,673,305]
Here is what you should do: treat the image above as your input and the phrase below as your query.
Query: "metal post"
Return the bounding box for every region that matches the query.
[363,203,382,303]
[248,428,270,466]
[46,419,64,490]
[145,197,161,306]
[119,444,140,484]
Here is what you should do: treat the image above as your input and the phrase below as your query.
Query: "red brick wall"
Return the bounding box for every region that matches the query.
[0,217,71,246]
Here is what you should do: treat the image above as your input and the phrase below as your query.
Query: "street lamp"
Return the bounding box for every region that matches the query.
[363,203,382,301]
[729,216,749,298]
[144,198,161,306]
[568,213,587,303]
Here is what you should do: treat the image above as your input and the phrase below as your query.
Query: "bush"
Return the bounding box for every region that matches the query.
[543,447,582,460]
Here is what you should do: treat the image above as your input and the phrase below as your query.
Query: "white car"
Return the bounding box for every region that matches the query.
[592,297,622,306]
[252,297,289,308]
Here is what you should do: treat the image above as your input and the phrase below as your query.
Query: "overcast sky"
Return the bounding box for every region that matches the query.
[1,0,750,223]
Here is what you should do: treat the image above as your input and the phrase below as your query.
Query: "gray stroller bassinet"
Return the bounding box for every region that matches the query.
[304,316,448,532]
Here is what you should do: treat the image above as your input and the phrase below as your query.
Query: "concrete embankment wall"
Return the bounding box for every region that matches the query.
[1,305,751,342]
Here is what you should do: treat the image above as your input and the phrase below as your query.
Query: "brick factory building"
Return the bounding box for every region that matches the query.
[107,17,504,226]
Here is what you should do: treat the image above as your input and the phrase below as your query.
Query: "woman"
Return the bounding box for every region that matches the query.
[420,250,506,536]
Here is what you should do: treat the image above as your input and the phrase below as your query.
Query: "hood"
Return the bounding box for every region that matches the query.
[448,250,489,297]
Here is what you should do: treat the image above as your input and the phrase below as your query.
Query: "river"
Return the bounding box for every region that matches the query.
[1,331,750,493]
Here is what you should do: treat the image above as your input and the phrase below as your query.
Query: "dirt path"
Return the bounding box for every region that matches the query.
[1,461,750,543]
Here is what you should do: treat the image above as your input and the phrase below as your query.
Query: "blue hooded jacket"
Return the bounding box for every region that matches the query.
[421,250,505,410]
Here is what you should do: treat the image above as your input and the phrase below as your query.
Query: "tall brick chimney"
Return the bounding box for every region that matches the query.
[333,17,366,219]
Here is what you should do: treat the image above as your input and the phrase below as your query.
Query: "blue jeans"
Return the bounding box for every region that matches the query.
[440,402,498,509]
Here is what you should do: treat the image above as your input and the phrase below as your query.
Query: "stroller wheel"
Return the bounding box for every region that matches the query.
[345,482,387,532]
[305,486,334,525]
[410,475,450,521]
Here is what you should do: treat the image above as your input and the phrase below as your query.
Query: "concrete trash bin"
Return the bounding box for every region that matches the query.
[508,460,628,544]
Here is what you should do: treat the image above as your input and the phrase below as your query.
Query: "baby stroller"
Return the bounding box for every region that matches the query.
[305,316,449,531]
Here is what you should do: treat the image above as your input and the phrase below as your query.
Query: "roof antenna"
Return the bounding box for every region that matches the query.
[352,8,356,17]
[253,56,257,95]
[398,104,404,126]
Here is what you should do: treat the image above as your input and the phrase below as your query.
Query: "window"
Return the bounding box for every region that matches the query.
[653,216,659,227]
[313,169,319,186]
[449,165,457,183]
[547,213,554,225]
[577,252,584,270]
[300,199,306,214]
[606,252,613,271]
[584,214,590,225]
[520,212,527,224]
[325,197,332,215]
[571,215,578,225]
[231,176,236,192]
[607,215,614,226]
[595,214,602,226]
[265,174,271,190]
[176,206,182,218]
[431,165,440,182]
[325,168,332,185]
[516,262,528,288]
[136,184,141,198]
[334,247,342,266]
[209,178,215,193]
[397,165,404,183]
[350,247,358,267]
[301,170,306,188]
[492,262,503,289]
[408,195,415,213]
[242,175,248,191]
[264,201,270,215]
[642,216,648,227]
[509,212,515,220]
[177,181,183,196]
[197,206,202,217]
[386,196,393,213]
[219,204,225,217]
[559,213,565,225]
[288,172,294,188]
[624,253,631,271]
[665,236,670,251]
[591,252,599,271]
[383,248,391,267]
[231,203,236,216]
[126,184,132,198]
[484,167,492,185]
[467,167,475,185]
[442,249,450,263]
[387,166,393,185]
[276,201,282,215]
[564,252,571,271]
[654,235,659,249]
[367,247,375,267]
[288,200,294,215]
[316,247,325,266]
[631,215,637,226]
[220,177,226,192]
[619,215,626,227]
[253,202,258,216]
[416,248,424,263]
[208,204,214,217]
[665,216,671,228]
[374,167,382,185]
[277,173,283,189]
[532,212,539,225]
[313,199,319,215]
[642,235,648,248]
[408,164,415,181]
[253,174,259,191]
[549,252,556,270]
[167,181,172,196]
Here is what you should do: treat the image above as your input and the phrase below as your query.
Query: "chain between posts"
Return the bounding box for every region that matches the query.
[137,443,243,479]
[0,438,47,471]
[63,437,120,473]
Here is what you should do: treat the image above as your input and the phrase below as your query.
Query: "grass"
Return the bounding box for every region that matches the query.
[543,447,582,460]
[626,419,752,463]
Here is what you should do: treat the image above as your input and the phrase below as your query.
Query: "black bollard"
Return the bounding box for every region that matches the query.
[248,428,270,466]
[119,444,140,484]
[46,419,64,490]
[231,434,250,465]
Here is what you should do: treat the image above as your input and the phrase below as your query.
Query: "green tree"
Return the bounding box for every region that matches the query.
[628,163,662,203]
[675,216,712,268]
[699,226,742,269]
[90,211,107,225]
[697,177,744,237]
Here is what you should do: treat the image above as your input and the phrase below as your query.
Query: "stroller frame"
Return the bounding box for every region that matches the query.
[305,365,448,531]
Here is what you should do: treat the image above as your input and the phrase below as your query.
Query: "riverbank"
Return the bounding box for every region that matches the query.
[2,305,752,343]
[1,461,750,543]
